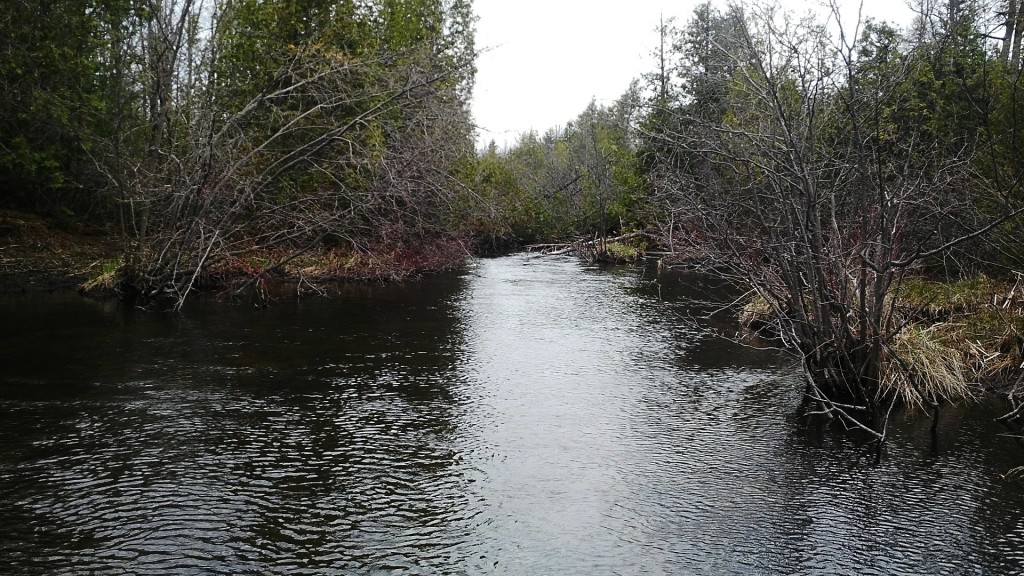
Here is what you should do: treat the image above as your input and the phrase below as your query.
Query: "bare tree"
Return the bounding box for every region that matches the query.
[643,1,1023,442]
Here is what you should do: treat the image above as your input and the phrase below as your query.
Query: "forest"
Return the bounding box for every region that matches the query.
[2,0,478,302]
[3,0,1024,441]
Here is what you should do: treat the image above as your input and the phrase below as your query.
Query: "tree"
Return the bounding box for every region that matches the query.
[71,0,477,308]
[476,88,650,250]
[640,0,1023,442]
[1000,0,1024,67]
[0,0,131,219]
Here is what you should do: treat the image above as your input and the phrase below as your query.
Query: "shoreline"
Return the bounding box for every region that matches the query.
[0,210,481,299]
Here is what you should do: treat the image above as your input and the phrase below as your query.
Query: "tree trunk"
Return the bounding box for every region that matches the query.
[1013,2,1024,70]
[1001,0,1017,65]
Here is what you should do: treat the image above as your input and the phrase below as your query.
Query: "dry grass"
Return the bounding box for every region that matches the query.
[880,274,1024,406]
[79,258,124,295]
[0,209,119,292]
[960,312,1024,384]
[292,238,469,281]
[739,294,776,335]
[738,273,1024,408]
[881,323,974,411]
[201,236,470,286]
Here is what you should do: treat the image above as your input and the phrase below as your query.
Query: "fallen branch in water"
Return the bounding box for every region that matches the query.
[525,231,652,262]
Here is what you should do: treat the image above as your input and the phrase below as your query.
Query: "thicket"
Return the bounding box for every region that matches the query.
[1,0,478,308]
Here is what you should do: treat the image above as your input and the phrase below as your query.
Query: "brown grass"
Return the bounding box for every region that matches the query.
[880,323,974,411]
[194,235,470,291]
[0,209,119,292]
[881,274,1024,405]
[737,273,1024,407]
[740,294,778,336]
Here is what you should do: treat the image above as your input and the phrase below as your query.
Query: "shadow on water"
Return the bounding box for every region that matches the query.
[0,275,475,574]
[1,255,1023,574]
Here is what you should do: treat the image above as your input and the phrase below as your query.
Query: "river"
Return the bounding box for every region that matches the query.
[1,254,1022,574]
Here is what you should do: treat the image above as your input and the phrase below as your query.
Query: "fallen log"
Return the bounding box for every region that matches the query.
[526,231,653,262]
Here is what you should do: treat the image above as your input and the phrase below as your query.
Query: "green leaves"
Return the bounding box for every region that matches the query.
[0,0,110,208]
[470,89,651,243]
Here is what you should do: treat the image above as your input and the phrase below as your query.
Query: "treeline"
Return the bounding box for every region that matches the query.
[6,0,1024,435]
[484,2,1024,263]
[480,0,1024,439]
[468,95,648,247]
[1,0,477,307]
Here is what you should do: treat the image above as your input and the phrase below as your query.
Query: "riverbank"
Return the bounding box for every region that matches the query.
[0,210,473,298]
[0,210,119,294]
[6,209,1023,411]
[738,274,1024,411]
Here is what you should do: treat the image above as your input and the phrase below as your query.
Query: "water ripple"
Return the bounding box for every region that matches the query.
[1,257,1022,574]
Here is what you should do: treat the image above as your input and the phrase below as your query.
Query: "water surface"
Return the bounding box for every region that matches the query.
[1,254,1022,574]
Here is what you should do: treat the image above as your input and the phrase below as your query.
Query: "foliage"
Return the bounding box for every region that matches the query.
[458,0,1024,441]
[471,88,651,245]
[0,0,135,219]
[0,0,478,307]
[604,241,644,262]
[20,0,474,308]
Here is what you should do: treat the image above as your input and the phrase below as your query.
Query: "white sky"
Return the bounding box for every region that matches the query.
[471,0,916,149]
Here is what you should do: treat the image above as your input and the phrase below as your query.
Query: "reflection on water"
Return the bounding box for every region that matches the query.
[1,254,1022,574]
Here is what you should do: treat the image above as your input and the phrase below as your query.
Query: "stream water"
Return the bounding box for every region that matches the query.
[1,254,1022,574]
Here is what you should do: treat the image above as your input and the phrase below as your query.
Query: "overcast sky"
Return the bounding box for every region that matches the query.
[471,0,916,149]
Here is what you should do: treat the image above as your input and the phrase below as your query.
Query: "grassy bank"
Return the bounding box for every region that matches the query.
[739,274,1024,405]
[887,276,1024,399]
[1,210,471,299]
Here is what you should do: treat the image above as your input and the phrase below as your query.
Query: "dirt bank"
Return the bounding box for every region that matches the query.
[0,210,119,294]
